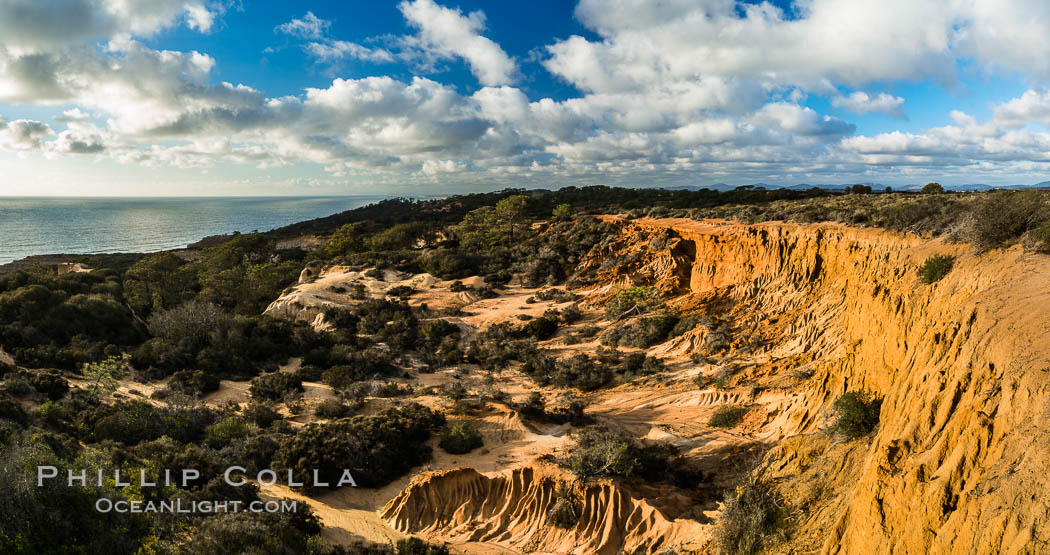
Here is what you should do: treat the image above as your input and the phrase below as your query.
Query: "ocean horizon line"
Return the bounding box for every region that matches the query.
[0,194,400,200]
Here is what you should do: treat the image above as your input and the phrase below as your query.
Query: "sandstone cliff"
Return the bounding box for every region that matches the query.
[589,217,1050,554]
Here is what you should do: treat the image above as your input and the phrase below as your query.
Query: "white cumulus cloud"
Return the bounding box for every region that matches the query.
[12,0,1050,188]
[398,0,517,86]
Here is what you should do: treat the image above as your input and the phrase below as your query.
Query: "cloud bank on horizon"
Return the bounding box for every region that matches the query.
[6,0,1050,194]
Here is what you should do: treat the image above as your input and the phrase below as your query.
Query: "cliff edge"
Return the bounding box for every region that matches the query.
[589,217,1050,554]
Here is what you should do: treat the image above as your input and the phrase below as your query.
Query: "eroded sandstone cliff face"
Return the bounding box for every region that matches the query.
[594,217,1050,554]
[381,463,705,555]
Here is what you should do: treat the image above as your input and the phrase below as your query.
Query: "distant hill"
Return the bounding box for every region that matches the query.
[662,181,1050,192]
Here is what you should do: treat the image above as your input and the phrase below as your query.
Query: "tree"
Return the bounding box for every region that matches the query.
[922,182,945,194]
[552,203,574,220]
[123,252,198,317]
[454,195,532,250]
[82,354,131,398]
[147,300,232,348]
[196,233,298,313]
[318,222,367,258]
[365,222,434,251]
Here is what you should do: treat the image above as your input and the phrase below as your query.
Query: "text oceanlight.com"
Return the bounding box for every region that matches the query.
[95,498,299,514]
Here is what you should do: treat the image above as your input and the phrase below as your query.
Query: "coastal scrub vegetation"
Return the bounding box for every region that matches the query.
[3,185,1050,551]
[917,255,955,284]
[605,286,663,318]
[272,403,444,489]
[547,483,579,528]
[709,405,750,429]
[439,422,484,454]
[559,426,704,486]
[9,185,1045,375]
[830,391,883,439]
[714,473,789,555]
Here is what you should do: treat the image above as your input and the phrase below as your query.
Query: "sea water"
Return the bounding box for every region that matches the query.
[0,196,389,264]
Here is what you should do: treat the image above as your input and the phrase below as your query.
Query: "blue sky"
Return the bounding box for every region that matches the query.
[4,0,1050,195]
[153,1,594,101]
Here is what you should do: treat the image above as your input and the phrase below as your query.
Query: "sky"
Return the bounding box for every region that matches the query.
[6,1,1050,195]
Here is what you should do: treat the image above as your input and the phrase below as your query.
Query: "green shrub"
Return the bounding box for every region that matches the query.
[562,427,678,480]
[250,373,303,402]
[34,400,69,425]
[0,373,32,398]
[621,353,664,377]
[605,286,662,318]
[242,402,281,428]
[564,427,636,478]
[917,255,954,284]
[345,381,413,399]
[549,354,615,391]
[557,305,583,324]
[709,406,750,428]
[322,350,400,390]
[386,285,415,299]
[960,190,1048,251]
[0,394,29,425]
[535,288,578,303]
[420,320,462,367]
[81,354,131,398]
[547,484,579,528]
[552,203,574,220]
[181,511,325,555]
[205,416,249,447]
[393,538,452,555]
[439,381,468,402]
[544,398,590,426]
[23,371,68,401]
[0,271,144,369]
[365,222,435,251]
[438,422,484,454]
[830,391,882,439]
[314,399,354,419]
[522,316,559,340]
[0,438,157,553]
[878,196,955,232]
[671,314,701,336]
[601,314,679,348]
[168,369,220,396]
[1027,221,1050,253]
[272,403,444,489]
[135,303,320,378]
[714,475,787,555]
[921,182,945,194]
[89,399,216,445]
[294,364,326,382]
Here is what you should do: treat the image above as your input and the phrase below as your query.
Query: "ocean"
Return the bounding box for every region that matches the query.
[0,196,390,265]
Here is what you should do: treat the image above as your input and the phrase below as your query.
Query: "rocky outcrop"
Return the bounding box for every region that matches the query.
[264,266,449,331]
[592,217,1050,554]
[57,262,93,275]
